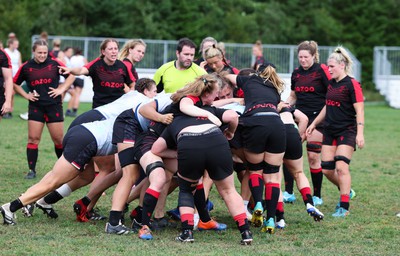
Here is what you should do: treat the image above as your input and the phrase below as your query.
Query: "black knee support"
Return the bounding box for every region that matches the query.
[263,162,280,174]
[321,161,335,170]
[118,147,136,168]
[177,176,197,208]
[145,161,164,176]
[247,161,264,172]
[307,142,322,153]
[334,155,351,165]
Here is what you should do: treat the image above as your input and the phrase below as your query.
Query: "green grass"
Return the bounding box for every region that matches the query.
[1,96,400,256]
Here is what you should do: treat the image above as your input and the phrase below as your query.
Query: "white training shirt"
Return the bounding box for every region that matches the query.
[96,90,152,120]
[136,92,173,131]
[219,102,245,115]
[81,118,117,156]
[4,48,21,77]
[70,55,86,79]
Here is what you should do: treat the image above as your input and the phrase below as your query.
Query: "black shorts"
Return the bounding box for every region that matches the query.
[132,131,158,164]
[28,103,64,123]
[68,110,105,130]
[229,125,244,149]
[73,77,84,88]
[112,109,142,145]
[63,125,97,171]
[323,128,357,149]
[241,116,286,154]
[308,114,324,133]
[284,124,303,160]
[177,129,233,181]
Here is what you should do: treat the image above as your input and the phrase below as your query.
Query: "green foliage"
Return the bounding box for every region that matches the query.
[1,0,400,89]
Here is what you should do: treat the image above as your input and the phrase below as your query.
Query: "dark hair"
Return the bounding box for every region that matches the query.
[63,46,73,52]
[176,38,196,53]
[74,47,83,55]
[32,39,48,51]
[238,68,256,76]
[7,38,18,47]
[135,78,156,94]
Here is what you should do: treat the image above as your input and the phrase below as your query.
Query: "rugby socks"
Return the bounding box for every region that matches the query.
[9,199,23,212]
[340,194,350,210]
[54,144,63,158]
[310,167,323,198]
[142,188,160,226]
[300,187,314,205]
[234,213,250,233]
[42,184,72,204]
[181,213,194,230]
[276,201,285,221]
[248,173,264,203]
[109,210,122,226]
[81,196,91,207]
[283,164,294,194]
[26,143,38,172]
[193,184,211,222]
[130,205,143,223]
[265,183,280,220]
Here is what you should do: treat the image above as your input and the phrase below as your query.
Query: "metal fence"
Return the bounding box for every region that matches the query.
[374,47,400,77]
[373,46,400,108]
[33,35,362,81]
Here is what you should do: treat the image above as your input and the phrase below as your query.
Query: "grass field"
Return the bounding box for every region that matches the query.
[0,96,399,256]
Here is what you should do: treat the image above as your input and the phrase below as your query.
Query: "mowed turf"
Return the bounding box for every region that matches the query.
[0,96,399,256]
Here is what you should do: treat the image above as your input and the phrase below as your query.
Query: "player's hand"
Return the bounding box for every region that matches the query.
[48,87,63,98]
[160,113,174,124]
[27,90,40,102]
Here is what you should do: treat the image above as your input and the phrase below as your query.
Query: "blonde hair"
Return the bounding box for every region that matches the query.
[258,65,285,94]
[118,39,146,60]
[204,45,224,60]
[171,74,220,103]
[328,46,353,76]
[297,40,319,63]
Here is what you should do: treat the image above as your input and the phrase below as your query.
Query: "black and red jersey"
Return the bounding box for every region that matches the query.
[236,74,280,117]
[160,105,227,147]
[85,58,132,108]
[122,58,138,83]
[252,55,266,70]
[291,63,331,117]
[0,49,12,92]
[49,49,60,59]
[167,95,205,118]
[324,76,363,133]
[14,57,69,106]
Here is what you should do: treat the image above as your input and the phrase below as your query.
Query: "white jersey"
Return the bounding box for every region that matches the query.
[96,90,152,120]
[220,102,245,115]
[4,48,21,77]
[136,92,173,131]
[81,118,117,156]
[70,55,86,79]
